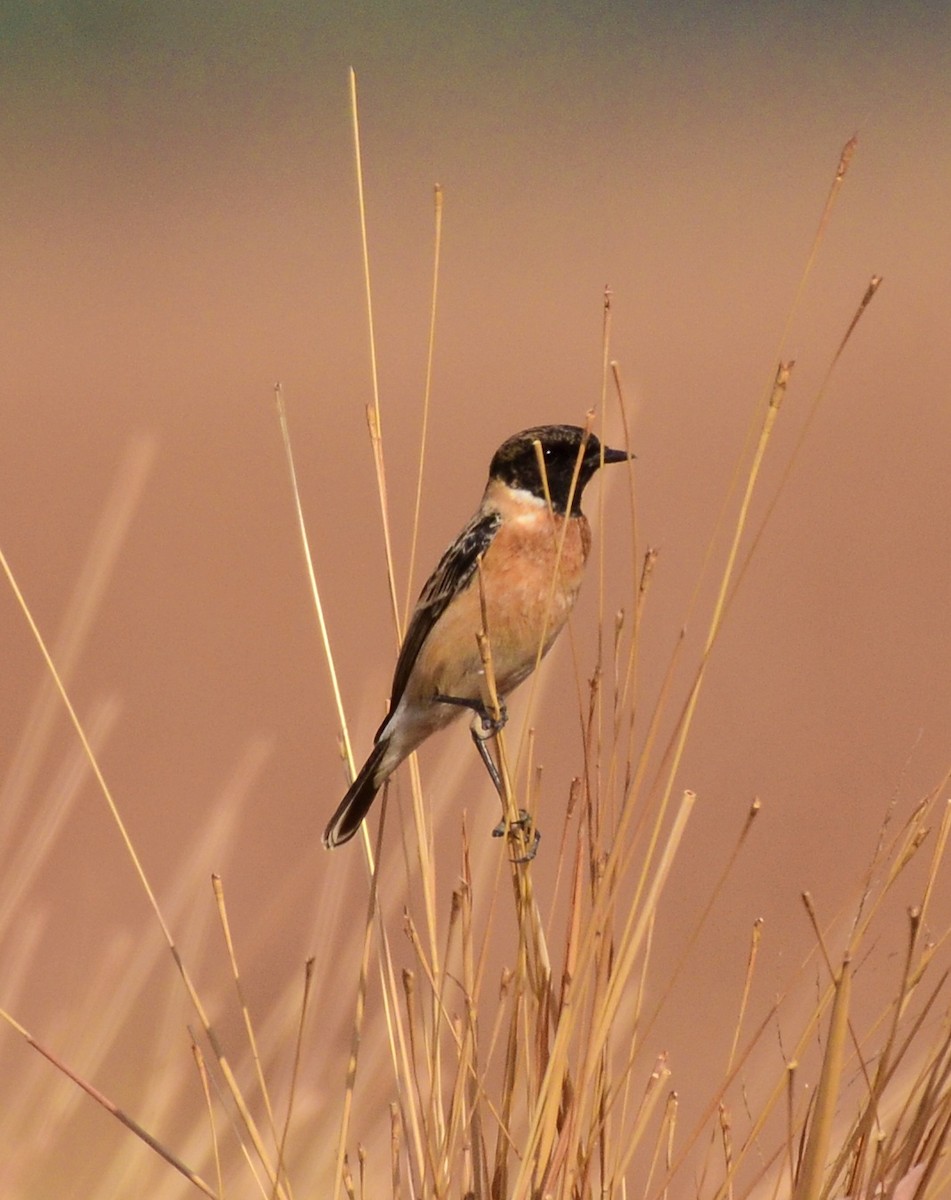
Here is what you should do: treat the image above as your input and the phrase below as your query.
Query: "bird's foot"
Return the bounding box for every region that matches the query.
[492,809,541,863]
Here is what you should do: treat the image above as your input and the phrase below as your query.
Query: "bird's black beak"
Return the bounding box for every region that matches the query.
[602,445,633,465]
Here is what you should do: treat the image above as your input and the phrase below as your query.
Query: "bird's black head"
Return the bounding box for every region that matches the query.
[489,424,630,516]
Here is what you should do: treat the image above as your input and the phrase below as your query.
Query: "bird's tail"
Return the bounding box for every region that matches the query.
[322,738,389,849]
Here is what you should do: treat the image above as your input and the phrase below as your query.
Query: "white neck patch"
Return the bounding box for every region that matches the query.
[507,484,548,508]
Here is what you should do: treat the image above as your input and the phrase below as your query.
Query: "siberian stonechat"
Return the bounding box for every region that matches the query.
[322,424,630,849]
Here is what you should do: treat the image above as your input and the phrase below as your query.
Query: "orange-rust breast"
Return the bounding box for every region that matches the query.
[480,507,589,683]
[408,480,592,711]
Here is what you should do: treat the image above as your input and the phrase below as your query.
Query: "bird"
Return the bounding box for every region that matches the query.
[322,423,631,849]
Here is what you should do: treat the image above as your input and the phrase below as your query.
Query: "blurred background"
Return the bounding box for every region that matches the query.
[1,2,948,1194]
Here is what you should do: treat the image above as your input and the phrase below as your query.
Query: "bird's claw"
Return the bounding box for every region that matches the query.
[474,704,507,739]
[492,809,541,862]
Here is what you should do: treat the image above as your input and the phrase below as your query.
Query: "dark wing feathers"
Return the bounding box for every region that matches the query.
[383,509,502,721]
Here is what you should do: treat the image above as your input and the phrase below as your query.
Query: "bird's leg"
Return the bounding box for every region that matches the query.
[434,689,508,794]
[434,691,539,861]
[433,691,507,736]
[473,720,539,863]
[470,725,504,796]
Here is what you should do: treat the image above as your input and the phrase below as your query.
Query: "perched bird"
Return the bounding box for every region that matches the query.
[322,424,630,849]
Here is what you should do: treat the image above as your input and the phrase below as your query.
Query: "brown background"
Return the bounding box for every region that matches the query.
[1,3,948,1194]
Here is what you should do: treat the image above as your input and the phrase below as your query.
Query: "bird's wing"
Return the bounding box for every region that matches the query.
[384,508,502,719]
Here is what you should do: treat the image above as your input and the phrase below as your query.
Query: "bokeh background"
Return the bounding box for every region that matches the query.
[1,2,948,1194]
